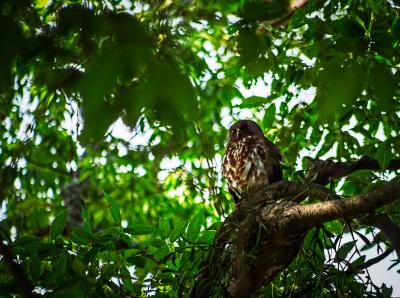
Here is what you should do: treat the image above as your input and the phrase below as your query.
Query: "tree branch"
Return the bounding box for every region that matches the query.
[305,156,400,185]
[232,179,400,297]
[288,180,400,229]
[304,156,400,259]
[252,180,340,204]
[203,165,400,297]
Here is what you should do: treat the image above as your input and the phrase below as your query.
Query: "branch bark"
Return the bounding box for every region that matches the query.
[251,180,340,204]
[198,153,400,297]
[288,180,400,228]
[305,156,400,257]
[305,156,400,185]
[217,179,400,297]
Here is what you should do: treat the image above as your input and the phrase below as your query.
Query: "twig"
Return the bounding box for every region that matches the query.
[359,214,400,258]
[348,248,394,274]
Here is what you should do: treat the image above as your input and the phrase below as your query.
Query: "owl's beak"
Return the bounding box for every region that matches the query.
[236,129,240,138]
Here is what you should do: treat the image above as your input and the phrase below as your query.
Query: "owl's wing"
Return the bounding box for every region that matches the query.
[262,137,283,182]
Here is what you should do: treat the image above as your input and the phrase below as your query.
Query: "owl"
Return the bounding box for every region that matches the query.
[222,120,282,204]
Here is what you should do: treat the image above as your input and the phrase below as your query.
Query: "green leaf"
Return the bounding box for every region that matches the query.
[71,228,90,245]
[198,230,215,244]
[368,62,397,111]
[237,29,267,64]
[107,195,121,224]
[241,1,289,22]
[71,259,86,276]
[381,283,393,298]
[316,60,364,123]
[169,221,186,242]
[82,209,92,234]
[153,245,170,262]
[124,248,141,258]
[53,285,86,298]
[13,236,40,247]
[347,169,375,179]
[100,263,117,275]
[350,255,366,269]
[126,224,158,235]
[207,222,222,231]
[127,256,155,270]
[335,241,355,261]
[29,254,41,281]
[239,96,268,108]
[50,209,68,240]
[53,254,68,282]
[159,217,171,236]
[263,104,276,129]
[186,210,204,242]
[120,265,135,292]
[376,142,392,170]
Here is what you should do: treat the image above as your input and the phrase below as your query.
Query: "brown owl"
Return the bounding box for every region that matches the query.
[222,120,282,204]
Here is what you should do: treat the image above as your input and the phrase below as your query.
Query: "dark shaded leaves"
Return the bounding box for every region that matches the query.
[316,60,364,123]
[376,142,392,170]
[241,1,290,22]
[50,209,68,240]
[335,241,355,261]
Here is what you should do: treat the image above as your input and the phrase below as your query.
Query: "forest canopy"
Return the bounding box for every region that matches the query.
[0,0,400,297]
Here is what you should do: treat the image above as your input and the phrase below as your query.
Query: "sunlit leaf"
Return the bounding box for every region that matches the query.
[263,104,276,129]
[159,217,171,237]
[170,221,186,242]
[107,195,121,224]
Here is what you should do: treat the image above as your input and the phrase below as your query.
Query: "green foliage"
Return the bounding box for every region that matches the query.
[0,0,399,296]
[50,209,68,240]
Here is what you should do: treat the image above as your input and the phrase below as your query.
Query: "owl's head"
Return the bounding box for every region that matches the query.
[228,120,264,142]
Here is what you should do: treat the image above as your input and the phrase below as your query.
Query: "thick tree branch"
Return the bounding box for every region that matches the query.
[305,156,400,185]
[305,155,400,258]
[251,180,340,204]
[203,161,400,297]
[287,180,400,229]
[228,179,400,297]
